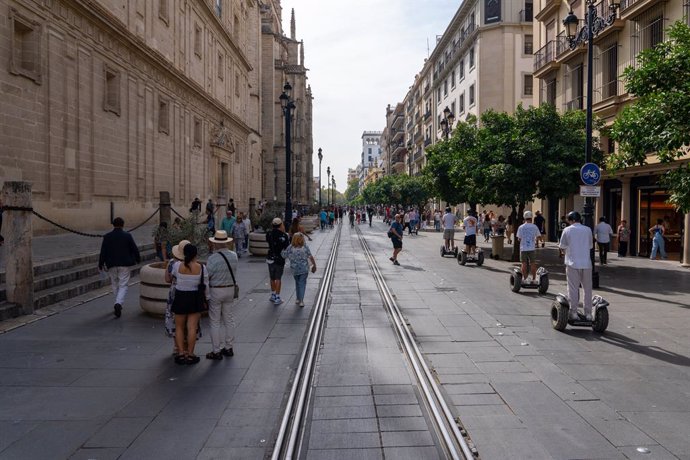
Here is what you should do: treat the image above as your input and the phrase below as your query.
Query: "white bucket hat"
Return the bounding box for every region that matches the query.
[209,230,233,244]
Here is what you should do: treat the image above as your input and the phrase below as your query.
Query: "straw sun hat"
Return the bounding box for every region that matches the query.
[171,240,191,261]
[209,230,233,244]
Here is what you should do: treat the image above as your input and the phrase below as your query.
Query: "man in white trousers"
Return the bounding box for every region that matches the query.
[558,211,593,321]
[98,217,141,318]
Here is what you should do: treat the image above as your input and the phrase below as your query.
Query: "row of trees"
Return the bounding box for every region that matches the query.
[350,174,431,209]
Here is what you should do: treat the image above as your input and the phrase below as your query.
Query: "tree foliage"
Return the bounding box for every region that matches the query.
[344,179,359,203]
[609,21,690,212]
[359,174,432,208]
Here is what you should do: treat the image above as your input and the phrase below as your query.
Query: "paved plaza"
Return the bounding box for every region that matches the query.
[0,220,689,459]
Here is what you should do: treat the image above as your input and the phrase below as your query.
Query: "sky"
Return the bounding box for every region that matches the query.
[280,0,460,192]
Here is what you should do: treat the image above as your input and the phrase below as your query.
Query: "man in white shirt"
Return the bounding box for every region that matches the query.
[559,211,594,321]
[442,207,457,251]
[516,211,541,283]
[463,210,478,255]
[593,216,613,265]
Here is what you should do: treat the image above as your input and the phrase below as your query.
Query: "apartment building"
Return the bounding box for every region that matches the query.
[381,103,407,176]
[402,0,534,176]
[533,0,688,259]
[359,131,383,190]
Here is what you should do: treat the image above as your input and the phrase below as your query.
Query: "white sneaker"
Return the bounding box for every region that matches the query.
[295,299,300,305]
[270,293,276,302]
[274,296,283,305]
[298,300,305,307]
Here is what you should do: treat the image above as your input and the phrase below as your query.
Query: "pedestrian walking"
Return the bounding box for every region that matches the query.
[206,230,239,360]
[189,196,201,213]
[170,244,208,365]
[289,217,312,241]
[482,214,492,242]
[220,210,236,237]
[558,212,594,321]
[434,209,441,232]
[594,217,614,265]
[319,209,327,230]
[506,214,514,244]
[282,233,317,307]
[242,212,251,252]
[98,217,141,318]
[388,214,404,266]
[266,218,290,305]
[617,220,630,257]
[534,210,546,247]
[228,198,236,216]
[232,215,248,256]
[649,219,667,260]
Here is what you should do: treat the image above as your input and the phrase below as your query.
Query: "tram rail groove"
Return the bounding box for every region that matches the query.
[271,224,342,460]
[355,226,478,460]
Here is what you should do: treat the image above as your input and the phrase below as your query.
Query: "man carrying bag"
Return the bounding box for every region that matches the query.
[206,230,239,360]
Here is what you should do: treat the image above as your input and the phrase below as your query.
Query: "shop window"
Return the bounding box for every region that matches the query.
[194,117,202,147]
[103,65,121,116]
[10,9,41,84]
[158,97,169,134]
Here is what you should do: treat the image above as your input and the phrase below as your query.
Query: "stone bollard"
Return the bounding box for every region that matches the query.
[159,191,171,227]
[2,181,34,314]
[682,214,690,268]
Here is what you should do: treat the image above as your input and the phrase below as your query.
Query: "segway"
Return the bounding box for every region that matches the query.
[440,245,459,258]
[510,266,549,294]
[551,294,609,332]
[458,247,484,266]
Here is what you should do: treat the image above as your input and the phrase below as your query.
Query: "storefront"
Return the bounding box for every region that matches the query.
[602,175,685,260]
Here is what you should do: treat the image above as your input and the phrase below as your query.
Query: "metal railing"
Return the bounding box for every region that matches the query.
[534,40,557,71]
[565,96,584,111]
[593,79,623,104]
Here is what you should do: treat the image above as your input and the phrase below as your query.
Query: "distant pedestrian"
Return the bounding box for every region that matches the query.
[220,210,236,237]
[189,196,201,213]
[319,209,327,230]
[282,232,317,307]
[232,215,248,256]
[228,198,236,216]
[617,220,630,257]
[98,217,141,318]
[482,214,492,242]
[434,209,441,232]
[266,218,290,305]
[206,198,215,218]
[593,217,613,265]
[170,244,208,365]
[289,217,312,241]
[205,230,239,360]
[506,214,514,244]
[649,219,667,260]
[388,214,404,266]
[534,210,546,247]
[242,212,251,252]
[495,215,506,236]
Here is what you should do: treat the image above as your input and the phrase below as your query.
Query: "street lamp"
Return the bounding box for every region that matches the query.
[440,106,455,139]
[279,81,296,222]
[326,166,331,208]
[563,0,619,288]
[317,148,323,208]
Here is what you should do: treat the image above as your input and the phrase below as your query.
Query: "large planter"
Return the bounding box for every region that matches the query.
[301,216,318,233]
[139,262,170,316]
[249,231,269,256]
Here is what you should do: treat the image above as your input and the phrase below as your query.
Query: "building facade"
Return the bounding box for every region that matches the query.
[402,0,534,176]
[260,5,313,208]
[533,0,688,259]
[1,0,266,232]
[359,131,382,190]
[381,103,407,176]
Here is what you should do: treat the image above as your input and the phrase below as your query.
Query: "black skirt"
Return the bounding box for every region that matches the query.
[171,290,205,314]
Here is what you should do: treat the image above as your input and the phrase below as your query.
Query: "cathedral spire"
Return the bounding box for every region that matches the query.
[290,8,296,40]
[300,40,304,66]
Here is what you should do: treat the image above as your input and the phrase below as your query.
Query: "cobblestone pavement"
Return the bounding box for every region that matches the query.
[1,219,689,459]
[362,219,690,460]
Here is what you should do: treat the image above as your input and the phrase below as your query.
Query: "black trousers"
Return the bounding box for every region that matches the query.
[618,240,628,257]
[597,242,610,264]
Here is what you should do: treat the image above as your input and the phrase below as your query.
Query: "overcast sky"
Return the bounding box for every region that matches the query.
[280,0,459,192]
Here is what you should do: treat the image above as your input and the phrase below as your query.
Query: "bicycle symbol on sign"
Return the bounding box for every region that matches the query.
[582,169,599,181]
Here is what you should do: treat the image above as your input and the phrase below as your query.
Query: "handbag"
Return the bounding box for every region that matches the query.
[219,251,240,299]
[197,265,209,311]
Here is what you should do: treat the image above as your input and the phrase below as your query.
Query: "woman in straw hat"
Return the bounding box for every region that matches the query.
[165,240,189,356]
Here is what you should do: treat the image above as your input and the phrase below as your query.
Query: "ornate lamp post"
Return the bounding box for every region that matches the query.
[279,81,296,222]
[317,148,323,208]
[439,106,455,139]
[326,166,331,208]
[563,0,620,288]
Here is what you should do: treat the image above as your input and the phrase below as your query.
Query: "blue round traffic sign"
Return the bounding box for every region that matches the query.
[580,163,601,186]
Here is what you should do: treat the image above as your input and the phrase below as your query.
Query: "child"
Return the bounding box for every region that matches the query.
[281,233,317,307]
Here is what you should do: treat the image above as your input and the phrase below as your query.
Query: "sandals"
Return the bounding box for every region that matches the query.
[206,351,223,360]
[186,355,200,365]
[174,354,187,365]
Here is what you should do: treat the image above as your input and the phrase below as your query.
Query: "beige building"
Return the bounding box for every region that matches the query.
[533,0,689,259]
[260,5,313,208]
[403,0,535,176]
[381,103,407,176]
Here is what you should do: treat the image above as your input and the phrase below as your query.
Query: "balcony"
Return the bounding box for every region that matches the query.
[392,113,404,128]
[424,137,432,147]
[535,0,560,22]
[565,96,584,112]
[423,83,430,94]
[392,129,404,142]
[593,1,626,42]
[593,79,627,116]
[555,31,585,63]
[413,132,421,143]
[619,0,666,21]
[533,40,560,78]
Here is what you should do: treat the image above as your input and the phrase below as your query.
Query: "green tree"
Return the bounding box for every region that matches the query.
[609,21,690,212]
[344,178,360,203]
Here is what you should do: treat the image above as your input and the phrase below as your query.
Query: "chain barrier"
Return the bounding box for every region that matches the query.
[171,207,185,219]
[5,205,161,238]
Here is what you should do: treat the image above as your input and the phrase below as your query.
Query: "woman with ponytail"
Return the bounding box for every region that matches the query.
[170,244,209,364]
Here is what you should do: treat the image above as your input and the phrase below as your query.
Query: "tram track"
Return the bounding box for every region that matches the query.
[354,225,478,460]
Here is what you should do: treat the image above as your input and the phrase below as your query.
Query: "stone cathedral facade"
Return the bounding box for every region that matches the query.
[0,0,312,233]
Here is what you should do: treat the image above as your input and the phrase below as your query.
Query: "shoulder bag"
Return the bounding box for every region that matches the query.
[197,265,209,311]
[219,252,240,299]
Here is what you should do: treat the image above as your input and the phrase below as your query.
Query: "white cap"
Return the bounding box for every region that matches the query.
[523,211,533,219]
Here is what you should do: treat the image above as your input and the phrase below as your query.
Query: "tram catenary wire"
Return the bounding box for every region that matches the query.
[354,226,477,460]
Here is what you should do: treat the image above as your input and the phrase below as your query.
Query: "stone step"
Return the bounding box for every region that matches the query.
[0,301,21,322]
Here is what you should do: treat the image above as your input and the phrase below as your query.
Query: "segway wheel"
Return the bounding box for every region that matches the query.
[454,247,459,257]
[538,274,549,295]
[592,307,609,333]
[551,301,569,331]
[459,251,467,265]
[476,252,484,266]
[510,272,521,293]
[440,246,445,258]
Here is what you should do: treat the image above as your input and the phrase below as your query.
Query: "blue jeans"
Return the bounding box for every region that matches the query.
[650,234,666,259]
[294,273,308,301]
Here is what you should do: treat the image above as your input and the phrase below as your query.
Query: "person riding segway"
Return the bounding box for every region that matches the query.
[459,210,484,266]
[440,207,458,257]
[510,211,549,294]
[551,211,609,332]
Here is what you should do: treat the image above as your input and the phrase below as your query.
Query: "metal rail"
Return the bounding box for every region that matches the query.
[355,226,477,460]
[271,224,342,460]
